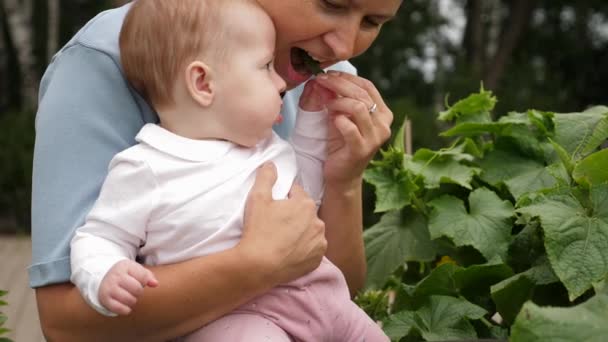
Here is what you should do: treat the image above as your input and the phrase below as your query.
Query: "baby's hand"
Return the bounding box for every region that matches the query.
[299,79,336,112]
[98,259,159,315]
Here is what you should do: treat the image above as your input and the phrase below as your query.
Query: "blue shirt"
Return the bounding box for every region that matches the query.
[29,4,356,287]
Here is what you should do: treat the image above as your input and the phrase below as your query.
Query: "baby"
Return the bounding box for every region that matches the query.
[70,0,388,341]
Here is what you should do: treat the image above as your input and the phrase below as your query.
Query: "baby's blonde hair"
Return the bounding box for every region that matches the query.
[120,0,238,109]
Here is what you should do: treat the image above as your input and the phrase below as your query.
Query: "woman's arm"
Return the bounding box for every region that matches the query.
[315,72,393,296]
[319,180,367,296]
[38,164,327,341]
[37,247,271,342]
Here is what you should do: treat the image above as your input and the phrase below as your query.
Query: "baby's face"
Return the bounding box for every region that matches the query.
[211,3,287,148]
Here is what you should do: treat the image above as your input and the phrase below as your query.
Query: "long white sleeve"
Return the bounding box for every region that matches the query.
[70,153,160,316]
[290,108,328,205]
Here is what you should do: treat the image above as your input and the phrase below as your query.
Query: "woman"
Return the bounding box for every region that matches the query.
[31,0,402,340]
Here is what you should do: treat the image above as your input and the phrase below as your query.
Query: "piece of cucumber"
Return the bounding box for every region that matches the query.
[302,53,325,75]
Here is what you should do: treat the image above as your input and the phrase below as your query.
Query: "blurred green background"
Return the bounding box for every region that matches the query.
[1,0,607,233]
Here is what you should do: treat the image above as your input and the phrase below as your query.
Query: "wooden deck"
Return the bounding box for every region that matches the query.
[0,236,45,342]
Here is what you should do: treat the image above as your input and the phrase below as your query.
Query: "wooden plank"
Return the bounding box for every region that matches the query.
[0,236,44,342]
[0,239,19,288]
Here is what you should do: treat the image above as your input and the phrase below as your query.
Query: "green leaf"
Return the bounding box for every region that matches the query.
[364,149,419,213]
[491,262,558,324]
[495,129,553,162]
[439,88,497,123]
[428,188,514,261]
[392,121,406,153]
[383,311,416,340]
[492,273,535,324]
[407,149,481,190]
[460,138,485,158]
[517,184,608,300]
[480,149,557,200]
[364,210,436,289]
[593,276,608,295]
[386,296,487,342]
[414,144,475,162]
[441,121,511,137]
[411,263,461,297]
[511,295,608,342]
[549,138,575,176]
[453,259,514,294]
[572,149,608,188]
[553,107,608,161]
[394,260,512,314]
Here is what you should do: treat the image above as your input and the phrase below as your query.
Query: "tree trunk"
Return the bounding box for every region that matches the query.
[0,5,8,112]
[47,0,60,62]
[483,0,536,90]
[463,0,485,78]
[1,0,38,110]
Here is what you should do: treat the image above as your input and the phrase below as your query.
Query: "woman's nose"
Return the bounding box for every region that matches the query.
[324,22,358,61]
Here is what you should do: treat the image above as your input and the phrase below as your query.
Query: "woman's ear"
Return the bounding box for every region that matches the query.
[185,61,214,107]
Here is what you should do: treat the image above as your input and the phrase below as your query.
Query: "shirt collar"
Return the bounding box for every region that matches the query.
[136,124,234,162]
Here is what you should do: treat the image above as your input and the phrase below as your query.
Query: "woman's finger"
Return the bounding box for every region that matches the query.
[326,97,376,140]
[333,115,365,152]
[325,72,393,127]
[315,73,374,109]
[248,162,278,202]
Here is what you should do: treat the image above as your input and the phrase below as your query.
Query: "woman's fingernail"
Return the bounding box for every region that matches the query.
[317,73,328,80]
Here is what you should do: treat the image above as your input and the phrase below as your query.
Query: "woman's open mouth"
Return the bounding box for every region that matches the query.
[291,48,325,75]
[285,48,327,85]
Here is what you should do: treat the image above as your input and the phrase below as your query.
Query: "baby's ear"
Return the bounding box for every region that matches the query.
[185,61,214,107]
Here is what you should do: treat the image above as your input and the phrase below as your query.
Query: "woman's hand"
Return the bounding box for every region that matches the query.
[239,162,327,285]
[314,72,393,188]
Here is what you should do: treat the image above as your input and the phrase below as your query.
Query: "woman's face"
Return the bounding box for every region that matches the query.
[256,0,403,90]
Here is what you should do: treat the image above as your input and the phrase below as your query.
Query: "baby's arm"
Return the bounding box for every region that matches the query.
[70,153,160,316]
[289,80,334,204]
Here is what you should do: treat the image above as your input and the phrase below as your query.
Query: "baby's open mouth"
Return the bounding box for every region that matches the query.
[291,48,325,76]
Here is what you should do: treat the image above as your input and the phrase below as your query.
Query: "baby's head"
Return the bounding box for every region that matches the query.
[120,0,286,146]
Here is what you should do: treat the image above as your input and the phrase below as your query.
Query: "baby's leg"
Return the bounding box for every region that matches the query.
[335,301,390,342]
[183,313,293,342]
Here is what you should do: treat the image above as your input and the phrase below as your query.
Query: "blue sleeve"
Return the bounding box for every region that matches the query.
[29,45,155,287]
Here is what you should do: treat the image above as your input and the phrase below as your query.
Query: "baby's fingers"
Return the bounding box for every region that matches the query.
[105,293,135,316]
[127,263,159,288]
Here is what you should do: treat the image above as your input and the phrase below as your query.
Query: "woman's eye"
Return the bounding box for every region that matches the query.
[321,0,345,11]
[265,61,273,70]
[363,17,382,28]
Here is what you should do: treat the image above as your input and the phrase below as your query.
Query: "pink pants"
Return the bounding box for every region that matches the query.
[184,258,388,342]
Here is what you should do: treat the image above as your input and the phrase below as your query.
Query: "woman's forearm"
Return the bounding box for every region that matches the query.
[37,247,274,342]
[319,178,367,296]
